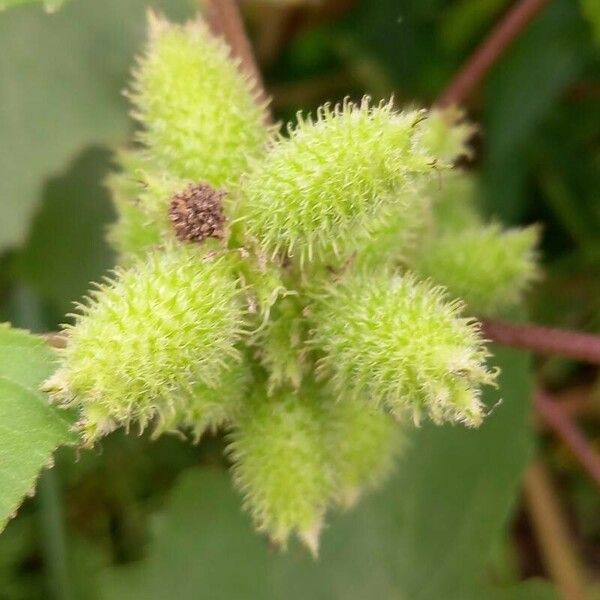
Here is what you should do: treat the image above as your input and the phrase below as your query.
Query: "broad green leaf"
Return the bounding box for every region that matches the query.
[0,0,191,252]
[102,347,557,599]
[0,379,75,531]
[0,324,76,531]
[0,322,57,389]
[0,0,68,13]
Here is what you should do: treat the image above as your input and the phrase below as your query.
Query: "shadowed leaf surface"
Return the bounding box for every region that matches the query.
[17,147,116,322]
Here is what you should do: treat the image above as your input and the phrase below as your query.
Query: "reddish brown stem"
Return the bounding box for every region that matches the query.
[482,319,600,364]
[534,390,600,488]
[437,0,551,107]
[202,0,270,107]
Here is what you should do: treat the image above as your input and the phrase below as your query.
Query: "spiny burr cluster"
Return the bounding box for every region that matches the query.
[44,13,539,553]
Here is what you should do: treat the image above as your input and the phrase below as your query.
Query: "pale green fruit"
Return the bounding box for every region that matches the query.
[44,244,244,443]
[227,384,332,554]
[310,271,495,426]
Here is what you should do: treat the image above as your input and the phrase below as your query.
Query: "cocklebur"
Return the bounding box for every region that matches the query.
[324,396,402,508]
[236,100,448,269]
[130,12,272,188]
[107,12,274,263]
[43,243,245,443]
[309,271,495,426]
[412,224,540,316]
[226,383,332,554]
[226,383,402,552]
[409,174,540,315]
[350,108,476,273]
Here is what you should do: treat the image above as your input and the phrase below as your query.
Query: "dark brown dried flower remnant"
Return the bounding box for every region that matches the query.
[169,183,227,243]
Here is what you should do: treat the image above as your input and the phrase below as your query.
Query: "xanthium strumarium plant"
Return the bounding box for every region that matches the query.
[43,13,540,554]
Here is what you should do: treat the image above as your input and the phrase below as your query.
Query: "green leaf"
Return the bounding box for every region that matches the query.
[101,347,557,599]
[0,0,191,252]
[0,322,57,389]
[0,324,76,531]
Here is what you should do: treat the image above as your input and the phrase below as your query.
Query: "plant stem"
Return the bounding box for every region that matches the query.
[523,461,588,600]
[534,390,600,488]
[437,0,551,106]
[38,467,73,600]
[201,0,271,120]
[482,319,600,364]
